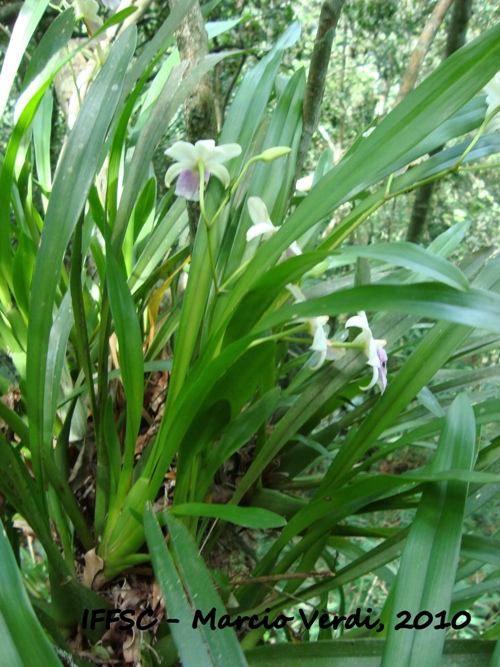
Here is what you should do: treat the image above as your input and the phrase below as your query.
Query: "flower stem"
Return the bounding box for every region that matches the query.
[198,164,220,292]
[248,324,309,347]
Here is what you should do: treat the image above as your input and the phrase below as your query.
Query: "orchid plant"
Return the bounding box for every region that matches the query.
[0,2,500,666]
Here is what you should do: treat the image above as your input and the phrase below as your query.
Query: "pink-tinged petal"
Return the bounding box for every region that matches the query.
[345,310,388,392]
[376,347,388,393]
[165,141,198,164]
[164,140,242,195]
[75,0,102,31]
[87,18,103,33]
[207,162,231,188]
[174,169,210,201]
[361,345,388,393]
[246,222,277,242]
[280,241,303,261]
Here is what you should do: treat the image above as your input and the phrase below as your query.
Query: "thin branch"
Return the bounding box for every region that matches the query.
[394,0,455,106]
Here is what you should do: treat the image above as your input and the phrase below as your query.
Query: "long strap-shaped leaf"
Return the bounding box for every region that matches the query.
[26,27,137,501]
[0,0,51,122]
[0,519,63,667]
[381,394,476,667]
[144,505,248,667]
[244,639,497,666]
[213,22,500,335]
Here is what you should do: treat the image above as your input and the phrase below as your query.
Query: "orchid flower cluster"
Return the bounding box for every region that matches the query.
[286,286,388,393]
[164,138,389,393]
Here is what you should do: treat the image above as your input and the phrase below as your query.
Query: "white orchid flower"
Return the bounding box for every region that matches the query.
[246,196,279,241]
[484,72,500,133]
[308,316,332,369]
[345,311,388,393]
[74,0,103,33]
[286,284,337,370]
[246,196,302,259]
[164,139,242,201]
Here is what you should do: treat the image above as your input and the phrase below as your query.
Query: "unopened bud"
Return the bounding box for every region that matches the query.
[258,146,292,162]
[304,261,329,279]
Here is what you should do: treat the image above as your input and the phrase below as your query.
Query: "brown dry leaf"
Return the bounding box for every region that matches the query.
[122,627,141,664]
[82,548,105,589]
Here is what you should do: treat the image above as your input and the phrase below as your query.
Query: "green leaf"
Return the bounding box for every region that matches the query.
[0,0,51,122]
[202,387,280,486]
[256,283,500,334]
[124,0,196,91]
[26,26,137,495]
[244,640,496,666]
[167,503,286,529]
[381,395,476,667]
[334,242,470,291]
[219,21,301,163]
[11,232,35,319]
[22,8,75,90]
[206,18,243,39]
[144,506,248,667]
[32,91,54,210]
[0,519,63,667]
[106,250,144,476]
[461,535,500,568]
[44,293,74,445]
[427,220,471,257]
[220,67,306,281]
[416,386,446,418]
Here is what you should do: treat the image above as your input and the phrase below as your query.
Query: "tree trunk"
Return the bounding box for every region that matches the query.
[291,0,345,194]
[168,0,218,246]
[406,0,473,244]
